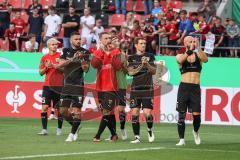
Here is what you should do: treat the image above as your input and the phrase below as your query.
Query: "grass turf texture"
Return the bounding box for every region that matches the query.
[0,118,240,160]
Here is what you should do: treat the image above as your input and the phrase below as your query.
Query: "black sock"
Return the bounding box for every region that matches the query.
[68,121,73,126]
[58,114,63,129]
[41,112,48,130]
[132,115,140,136]
[177,112,186,139]
[146,114,153,130]
[119,112,126,130]
[71,118,81,134]
[95,115,108,139]
[107,115,117,136]
[193,115,201,132]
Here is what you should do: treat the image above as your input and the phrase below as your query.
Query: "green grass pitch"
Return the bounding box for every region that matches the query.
[0,118,240,160]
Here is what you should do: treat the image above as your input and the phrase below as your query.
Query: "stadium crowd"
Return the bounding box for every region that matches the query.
[0,0,239,57]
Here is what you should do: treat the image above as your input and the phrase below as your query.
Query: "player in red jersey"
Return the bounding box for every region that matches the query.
[91,32,122,142]
[37,38,64,136]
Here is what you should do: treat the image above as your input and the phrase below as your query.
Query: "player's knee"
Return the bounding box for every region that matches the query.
[71,109,81,119]
[178,112,186,125]
[59,107,68,117]
[132,115,139,124]
[42,105,48,112]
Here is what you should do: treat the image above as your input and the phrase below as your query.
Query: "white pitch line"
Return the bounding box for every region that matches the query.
[0,147,240,160]
[0,147,165,160]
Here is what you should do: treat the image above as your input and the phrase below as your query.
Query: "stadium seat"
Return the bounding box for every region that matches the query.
[126,0,133,12]
[133,14,142,22]
[110,14,125,27]
[41,0,54,10]
[56,0,70,13]
[171,0,183,9]
[23,0,32,9]
[88,0,101,13]
[135,0,144,12]
[9,0,22,9]
[95,12,109,27]
[72,0,85,11]
[102,0,115,12]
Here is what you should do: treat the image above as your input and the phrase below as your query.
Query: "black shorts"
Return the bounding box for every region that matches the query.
[130,87,153,109]
[98,91,117,111]
[60,85,84,108]
[176,82,201,113]
[116,89,126,106]
[42,86,62,108]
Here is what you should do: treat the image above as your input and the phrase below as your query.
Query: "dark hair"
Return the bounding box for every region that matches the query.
[69,5,75,9]
[133,20,140,25]
[99,32,109,39]
[28,33,36,39]
[70,31,80,37]
[180,10,187,15]
[48,5,55,11]
[191,12,198,17]
[33,6,39,10]
[134,37,145,45]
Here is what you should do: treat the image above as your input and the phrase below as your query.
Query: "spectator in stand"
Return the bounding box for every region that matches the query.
[123,12,134,31]
[109,27,118,40]
[92,19,104,46]
[195,14,210,46]
[118,25,131,45]
[11,11,27,51]
[164,17,179,56]
[197,0,216,22]
[190,12,200,31]
[27,0,43,16]
[144,0,153,15]
[80,7,95,46]
[28,7,44,48]
[209,16,217,28]
[130,20,143,39]
[151,0,163,26]
[226,19,240,57]
[165,8,174,19]
[81,37,88,49]
[62,5,80,49]
[223,18,230,28]
[43,6,61,46]
[130,20,143,54]
[0,0,12,39]
[153,18,168,55]
[177,10,195,45]
[143,17,156,54]
[210,17,226,57]
[25,33,38,52]
[115,0,126,15]
[4,23,19,51]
